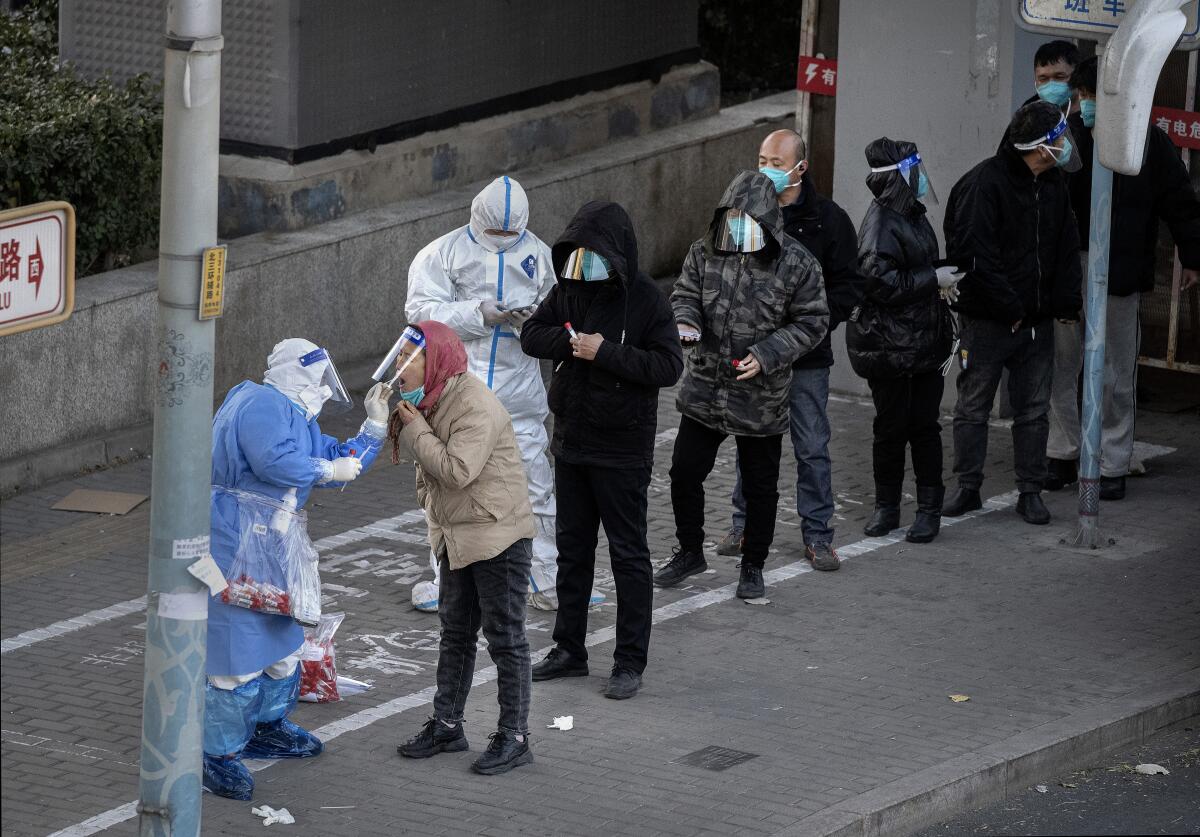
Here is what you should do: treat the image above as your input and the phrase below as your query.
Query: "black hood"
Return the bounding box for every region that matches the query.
[865,137,922,215]
[705,170,786,256]
[552,201,640,286]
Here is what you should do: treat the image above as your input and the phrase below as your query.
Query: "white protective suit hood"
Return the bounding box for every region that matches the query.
[469,176,529,253]
[263,338,349,420]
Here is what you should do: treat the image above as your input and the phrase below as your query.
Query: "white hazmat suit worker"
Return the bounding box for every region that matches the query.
[406,175,567,611]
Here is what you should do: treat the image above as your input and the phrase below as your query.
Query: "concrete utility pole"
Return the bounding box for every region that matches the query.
[138,2,223,835]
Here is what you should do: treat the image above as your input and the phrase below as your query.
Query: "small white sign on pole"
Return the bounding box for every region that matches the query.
[1016,0,1200,49]
[0,201,76,337]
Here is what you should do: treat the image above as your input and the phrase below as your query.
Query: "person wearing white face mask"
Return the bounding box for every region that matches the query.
[406,176,575,613]
[203,338,390,800]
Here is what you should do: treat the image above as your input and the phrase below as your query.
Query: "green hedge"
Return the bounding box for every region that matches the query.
[1,0,162,277]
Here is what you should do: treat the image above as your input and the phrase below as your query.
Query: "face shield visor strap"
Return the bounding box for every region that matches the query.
[869,152,938,203]
[382,327,427,391]
[1012,116,1081,173]
[715,208,767,253]
[299,347,351,413]
[561,248,613,282]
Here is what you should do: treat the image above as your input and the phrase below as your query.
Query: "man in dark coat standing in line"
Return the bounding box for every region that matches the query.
[1045,56,1200,501]
[521,201,683,701]
[943,101,1083,525]
[716,129,864,572]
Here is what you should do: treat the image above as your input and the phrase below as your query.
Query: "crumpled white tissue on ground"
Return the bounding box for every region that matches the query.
[252,805,295,826]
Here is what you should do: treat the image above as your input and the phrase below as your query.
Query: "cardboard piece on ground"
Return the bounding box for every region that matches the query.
[52,489,148,515]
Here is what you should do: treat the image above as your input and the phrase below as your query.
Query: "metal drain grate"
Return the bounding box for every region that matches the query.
[674,745,759,771]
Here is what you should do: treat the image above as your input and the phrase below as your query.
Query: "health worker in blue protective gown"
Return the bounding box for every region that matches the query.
[203,337,391,800]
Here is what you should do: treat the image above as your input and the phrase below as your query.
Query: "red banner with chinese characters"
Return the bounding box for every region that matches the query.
[796,56,837,96]
[1151,106,1200,151]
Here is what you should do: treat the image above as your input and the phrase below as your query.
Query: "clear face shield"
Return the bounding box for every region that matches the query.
[561,248,614,282]
[371,326,427,393]
[870,151,938,204]
[1012,115,1082,173]
[298,347,352,414]
[714,208,768,253]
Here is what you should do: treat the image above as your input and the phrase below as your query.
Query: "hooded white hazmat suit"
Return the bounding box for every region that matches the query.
[405,176,558,608]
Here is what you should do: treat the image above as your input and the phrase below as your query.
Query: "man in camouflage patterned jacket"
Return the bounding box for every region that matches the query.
[655,170,829,599]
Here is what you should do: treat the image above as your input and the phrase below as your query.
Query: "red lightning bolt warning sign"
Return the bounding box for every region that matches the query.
[795,56,838,96]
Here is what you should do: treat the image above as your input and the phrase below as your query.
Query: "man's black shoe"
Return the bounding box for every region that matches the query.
[470,731,533,775]
[397,717,468,759]
[864,484,902,536]
[1099,475,1126,500]
[602,668,642,700]
[531,647,588,682]
[942,487,982,517]
[653,548,707,588]
[1044,458,1078,491]
[736,563,765,599]
[905,486,944,544]
[1016,491,1050,525]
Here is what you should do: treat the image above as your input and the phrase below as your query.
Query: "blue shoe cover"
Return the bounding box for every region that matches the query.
[243,717,324,760]
[257,667,301,723]
[202,753,254,801]
[203,678,261,757]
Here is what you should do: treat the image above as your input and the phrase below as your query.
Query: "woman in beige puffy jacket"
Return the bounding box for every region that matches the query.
[387,320,537,776]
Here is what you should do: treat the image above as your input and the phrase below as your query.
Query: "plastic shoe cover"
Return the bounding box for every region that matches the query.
[412,580,439,613]
[203,678,262,757]
[257,668,300,724]
[243,717,324,760]
[528,589,558,611]
[202,753,254,801]
[588,591,606,607]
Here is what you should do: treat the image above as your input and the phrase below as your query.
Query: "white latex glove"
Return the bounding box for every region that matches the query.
[936,265,964,288]
[940,285,961,304]
[480,299,507,326]
[330,456,362,483]
[506,306,534,328]
[364,382,390,422]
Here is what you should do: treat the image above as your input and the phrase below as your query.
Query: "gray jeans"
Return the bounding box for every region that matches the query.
[1047,268,1140,477]
[952,315,1054,493]
[433,539,532,735]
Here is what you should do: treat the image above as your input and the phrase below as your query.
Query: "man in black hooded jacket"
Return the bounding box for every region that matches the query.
[943,101,1082,525]
[520,201,683,701]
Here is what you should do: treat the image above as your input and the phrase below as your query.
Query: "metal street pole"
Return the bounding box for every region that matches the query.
[138,2,223,835]
[1073,45,1111,549]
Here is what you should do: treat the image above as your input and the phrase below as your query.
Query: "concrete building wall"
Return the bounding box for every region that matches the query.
[828,0,1034,400]
[0,94,796,494]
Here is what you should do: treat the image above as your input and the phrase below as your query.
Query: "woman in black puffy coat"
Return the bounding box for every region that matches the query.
[848,138,953,544]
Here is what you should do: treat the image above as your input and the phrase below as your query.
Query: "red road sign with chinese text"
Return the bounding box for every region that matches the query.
[1150,106,1200,151]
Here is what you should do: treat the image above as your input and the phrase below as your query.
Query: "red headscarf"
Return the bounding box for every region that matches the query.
[413,319,468,411]
[388,320,469,464]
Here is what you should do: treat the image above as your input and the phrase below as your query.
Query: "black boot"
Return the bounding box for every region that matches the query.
[863,485,902,536]
[1016,491,1050,525]
[942,487,982,517]
[1044,458,1078,491]
[906,486,944,544]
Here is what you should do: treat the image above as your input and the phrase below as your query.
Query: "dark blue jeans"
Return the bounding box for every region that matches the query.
[952,315,1053,493]
[732,366,834,546]
[433,539,532,735]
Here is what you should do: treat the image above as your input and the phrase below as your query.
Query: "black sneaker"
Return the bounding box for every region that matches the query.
[653,548,707,588]
[397,717,469,759]
[1099,475,1126,500]
[1044,458,1078,491]
[805,543,841,572]
[602,668,642,700]
[1016,491,1050,525]
[736,563,765,598]
[942,487,982,517]
[716,529,744,556]
[470,731,533,775]
[531,647,588,682]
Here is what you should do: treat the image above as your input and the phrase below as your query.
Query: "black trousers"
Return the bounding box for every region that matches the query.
[867,371,945,488]
[670,415,782,568]
[553,460,653,675]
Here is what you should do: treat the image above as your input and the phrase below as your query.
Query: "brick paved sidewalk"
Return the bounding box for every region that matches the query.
[1,386,1197,836]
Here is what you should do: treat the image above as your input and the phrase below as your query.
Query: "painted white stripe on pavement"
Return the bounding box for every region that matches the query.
[0,598,147,655]
[49,488,1018,837]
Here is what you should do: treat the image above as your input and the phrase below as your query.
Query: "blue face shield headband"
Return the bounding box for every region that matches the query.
[1012,115,1081,173]
[869,151,938,203]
